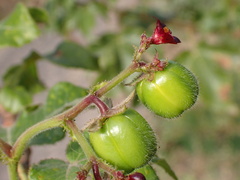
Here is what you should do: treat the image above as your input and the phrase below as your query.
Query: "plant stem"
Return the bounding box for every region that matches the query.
[91,95,109,116]
[8,162,18,180]
[92,159,103,180]
[65,120,95,159]
[94,61,139,97]
[11,118,62,161]
[10,118,63,180]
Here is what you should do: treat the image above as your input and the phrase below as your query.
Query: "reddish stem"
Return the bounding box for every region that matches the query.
[92,160,103,180]
[91,96,109,116]
[59,95,109,120]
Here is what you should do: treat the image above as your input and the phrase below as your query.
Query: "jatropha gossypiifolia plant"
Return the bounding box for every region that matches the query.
[0,19,198,180]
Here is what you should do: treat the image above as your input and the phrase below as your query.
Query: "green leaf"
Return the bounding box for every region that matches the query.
[66,166,81,180]
[152,156,178,180]
[0,3,39,47]
[7,82,87,145]
[28,141,93,179]
[91,34,122,82]
[28,82,87,145]
[45,41,99,70]
[3,51,44,94]
[75,6,95,35]
[92,2,108,16]
[10,107,45,145]
[66,141,87,164]
[0,86,32,114]
[29,7,49,24]
[30,127,65,146]
[28,159,79,180]
[44,82,87,114]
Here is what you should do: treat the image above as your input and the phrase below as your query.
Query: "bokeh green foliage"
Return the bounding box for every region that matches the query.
[0,0,239,179]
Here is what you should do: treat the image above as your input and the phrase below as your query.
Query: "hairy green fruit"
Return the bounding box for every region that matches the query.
[136,61,198,118]
[89,109,157,173]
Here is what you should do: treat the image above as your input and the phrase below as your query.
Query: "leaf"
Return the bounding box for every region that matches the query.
[75,6,95,35]
[0,86,32,114]
[29,141,89,179]
[92,1,109,16]
[45,41,99,70]
[90,34,122,82]
[152,156,178,180]
[44,82,87,114]
[3,51,44,94]
[66,141,87,164]
[29,7,49,24]
[9,106,45,145]
[5,82,87,145]
[28,82,87,145]
[0,3,39,47]
[66,166,81,180]
[28,159,79,180]
[29,127,65,146]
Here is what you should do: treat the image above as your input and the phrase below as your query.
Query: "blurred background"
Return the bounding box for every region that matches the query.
[0,0,239,179]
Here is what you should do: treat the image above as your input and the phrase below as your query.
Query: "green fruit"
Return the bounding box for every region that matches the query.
[89,109,157,173]
[136,61,198,118]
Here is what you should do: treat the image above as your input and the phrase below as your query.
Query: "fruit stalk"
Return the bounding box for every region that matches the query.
[92,160,103,180]
[65,120,96,159]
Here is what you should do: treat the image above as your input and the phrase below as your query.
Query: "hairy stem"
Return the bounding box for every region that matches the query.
[65,120,95,159]
[94,61,139,97]
[91,96,109,115]
[11,119,62,161]
[9,118,63,179]
[8,162,18,180]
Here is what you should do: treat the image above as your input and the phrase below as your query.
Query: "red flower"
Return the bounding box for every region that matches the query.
[150,20,180,45]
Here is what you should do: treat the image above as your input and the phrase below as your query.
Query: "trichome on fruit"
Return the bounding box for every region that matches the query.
[136,60,199,118]
[89,109,157,173]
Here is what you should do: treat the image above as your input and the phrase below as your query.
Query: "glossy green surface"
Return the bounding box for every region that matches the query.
[137,61,198,118]
[89,109,157,173]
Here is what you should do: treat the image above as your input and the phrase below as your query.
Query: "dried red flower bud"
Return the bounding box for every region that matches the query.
[150,20,181,45]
